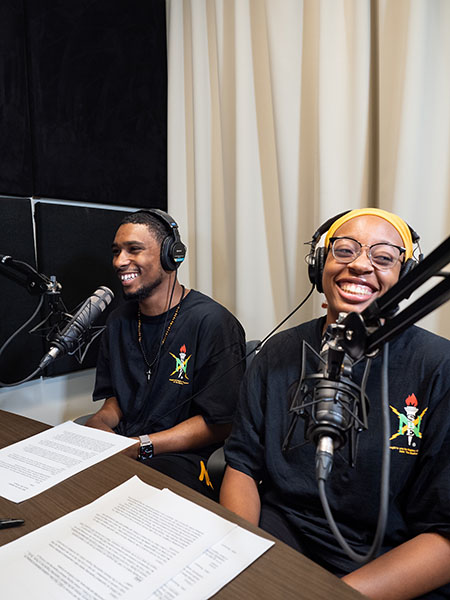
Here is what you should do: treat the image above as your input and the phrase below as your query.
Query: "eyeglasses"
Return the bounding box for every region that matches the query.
[329,236,406,271]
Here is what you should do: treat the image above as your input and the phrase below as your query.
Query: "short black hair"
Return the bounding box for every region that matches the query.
[119,210,168,245]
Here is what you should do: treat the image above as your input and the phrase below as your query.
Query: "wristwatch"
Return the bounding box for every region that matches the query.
[138,435,154,460]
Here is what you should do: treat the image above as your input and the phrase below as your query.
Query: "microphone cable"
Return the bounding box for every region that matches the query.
[131,284,316,427]
[0,286,113,387]
[139,272,178,383]
[132,274,181,427]
[316,342,391,565]
[255,284,315,352]
[0,295,45,387]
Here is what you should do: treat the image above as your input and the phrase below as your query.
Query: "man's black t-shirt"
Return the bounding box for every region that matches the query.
[93,290,246,457]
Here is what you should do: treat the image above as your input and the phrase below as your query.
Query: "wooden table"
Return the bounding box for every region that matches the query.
[0,409,366,599]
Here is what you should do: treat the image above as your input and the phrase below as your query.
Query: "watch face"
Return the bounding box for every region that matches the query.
[140,443,153,460]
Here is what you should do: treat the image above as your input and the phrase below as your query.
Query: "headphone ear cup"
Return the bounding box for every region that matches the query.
[400,258,415,279]
[308,248,324,292]
[315,247,327,293]
[160,236,176,271]
[308,252,317,288]
[308,248,326,291]
[306,211,352,293]
[160,236,186,272]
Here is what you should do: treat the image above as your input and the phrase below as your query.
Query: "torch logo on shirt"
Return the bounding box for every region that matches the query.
[169,344,191,385]
[390,394,427,453]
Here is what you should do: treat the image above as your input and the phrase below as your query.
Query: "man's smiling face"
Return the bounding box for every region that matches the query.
[322,215,403,326]
[112,223,165,302]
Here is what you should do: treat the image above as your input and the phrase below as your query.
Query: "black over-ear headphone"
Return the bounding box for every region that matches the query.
[135,208,186,272]
[307,210,421,293]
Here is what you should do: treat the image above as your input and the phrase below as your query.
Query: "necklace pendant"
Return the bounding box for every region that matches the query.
[146,368,152,381]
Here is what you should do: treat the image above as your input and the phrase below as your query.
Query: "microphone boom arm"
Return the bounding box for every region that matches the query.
[338,235,450,360]
[0,255,61,296]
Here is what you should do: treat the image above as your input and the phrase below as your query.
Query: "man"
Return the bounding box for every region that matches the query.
[220,208,450,599]
[86,209,245,499]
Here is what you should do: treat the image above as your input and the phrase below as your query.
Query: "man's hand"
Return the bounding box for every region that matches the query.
[84,397,122,433]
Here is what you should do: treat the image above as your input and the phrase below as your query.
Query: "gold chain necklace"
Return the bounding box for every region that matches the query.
[137,285,184,381]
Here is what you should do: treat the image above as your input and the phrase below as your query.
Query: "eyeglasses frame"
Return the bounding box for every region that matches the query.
[328,236,406,271]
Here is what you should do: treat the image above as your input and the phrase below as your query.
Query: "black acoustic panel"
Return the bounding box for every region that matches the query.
[0,198,46,384]
[35,202,126,377]
[27,0,167,207]
[0,1,33,196]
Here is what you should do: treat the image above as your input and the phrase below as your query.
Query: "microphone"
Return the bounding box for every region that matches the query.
[307,339,361,481]
[291,333,386,566]
[39,286,114,370]
[285,321,369,482]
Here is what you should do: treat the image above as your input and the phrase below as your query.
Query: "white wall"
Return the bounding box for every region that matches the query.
[0,368,96,425]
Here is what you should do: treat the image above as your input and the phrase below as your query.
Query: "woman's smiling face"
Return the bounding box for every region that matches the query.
[322,215,404,327]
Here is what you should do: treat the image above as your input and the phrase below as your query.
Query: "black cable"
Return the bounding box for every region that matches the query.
[140,284,316,425]
[0,366,42,388]
[317,343,391,565]
[358,356,372,441]
[138,273,178,382]
[0,295,45,387]
[133,275,180,426]
[257,285,315,349]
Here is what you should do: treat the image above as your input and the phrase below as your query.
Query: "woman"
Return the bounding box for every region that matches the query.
[220,208,450,599]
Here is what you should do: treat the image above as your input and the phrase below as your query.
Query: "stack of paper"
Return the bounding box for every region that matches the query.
[0,421,136,502]
[0,476,273,599]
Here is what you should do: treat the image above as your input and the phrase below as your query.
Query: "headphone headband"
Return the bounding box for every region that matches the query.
[135,208,186,271]
[310,211,352,246]
[307,210,421,292]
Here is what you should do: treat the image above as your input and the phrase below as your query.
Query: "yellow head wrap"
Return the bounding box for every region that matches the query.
[324,208,414,260]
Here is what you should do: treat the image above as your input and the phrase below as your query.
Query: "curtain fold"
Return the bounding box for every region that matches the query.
[167,0,450,340]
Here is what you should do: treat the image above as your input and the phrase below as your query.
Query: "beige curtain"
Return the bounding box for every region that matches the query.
[166,0,450,342]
